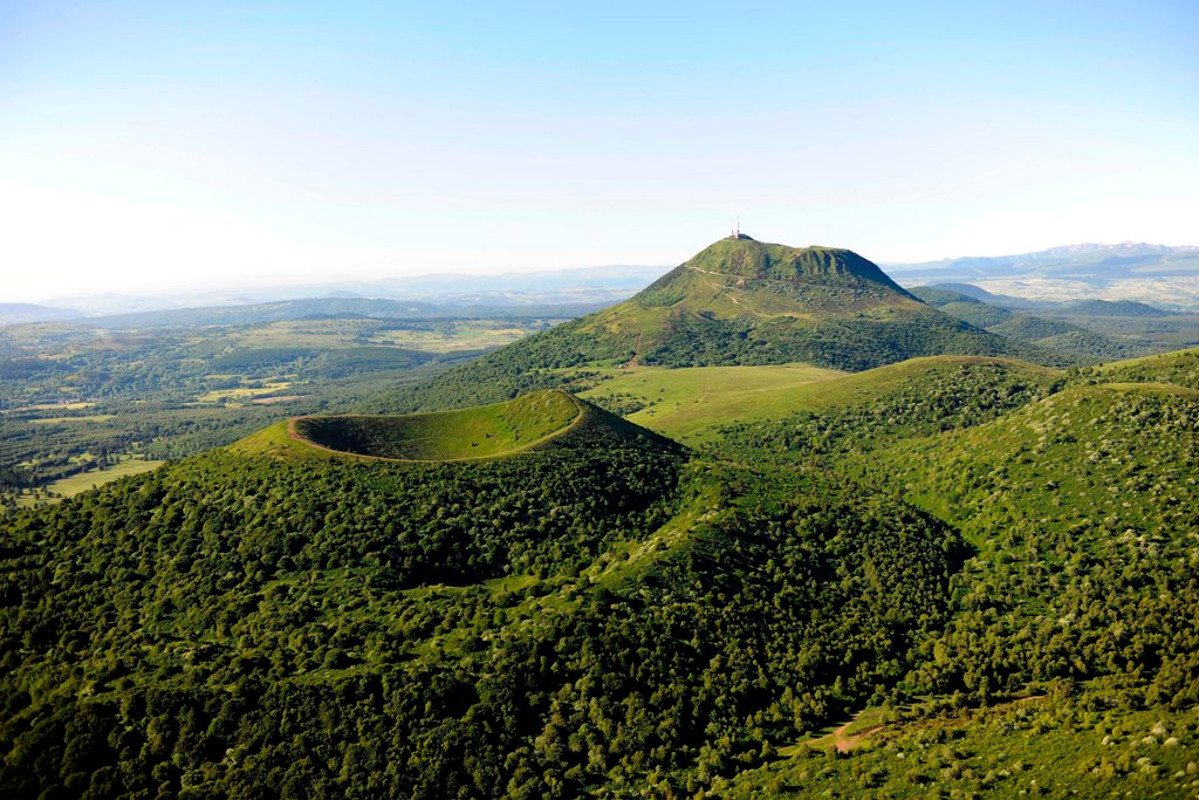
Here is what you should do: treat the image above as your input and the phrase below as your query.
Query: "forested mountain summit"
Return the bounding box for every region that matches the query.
[382,236,1045,412]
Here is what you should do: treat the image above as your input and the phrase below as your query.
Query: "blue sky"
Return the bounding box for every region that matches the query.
[2,1,1197,300]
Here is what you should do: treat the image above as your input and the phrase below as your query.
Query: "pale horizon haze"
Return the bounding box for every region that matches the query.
[2,1,1197,303]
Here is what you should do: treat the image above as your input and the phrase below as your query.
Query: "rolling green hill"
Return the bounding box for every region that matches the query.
[575,362,843,443]
[695,349,1199,798]
[854,369,1199,766]
[1067,298,1171,317]
[867,381,1199,534]
[381,236,1047,413]
[712,356,1062,461]
[576,355,1054,445]
[1,391,973,798]
[1087,345,1199,388]
[3,341,1198,797]
[234,389,681,464]
[912,285,1139,362]
[236,389,583,461]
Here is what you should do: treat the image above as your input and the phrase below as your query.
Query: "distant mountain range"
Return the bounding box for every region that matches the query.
[0,303,82,325]
[6,241,1197,327]
[45,298,620,330]
[28,265,670,320]
[884,241,1199,284]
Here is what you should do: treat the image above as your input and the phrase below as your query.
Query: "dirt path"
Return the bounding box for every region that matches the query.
[627,332,643,367]
[830,719,884,752]
[780,710,885,756]
[779,694,1051,758]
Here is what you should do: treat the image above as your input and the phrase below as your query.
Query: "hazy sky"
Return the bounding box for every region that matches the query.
[2,1,1197,302]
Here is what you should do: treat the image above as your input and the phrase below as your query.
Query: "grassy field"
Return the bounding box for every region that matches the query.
[575,363,843,442]
[196,381,293,404]
[9,401,97,413]
[778,706,895,756]
[215,317,560,353]
[215,318,384,349]
[374,323,544,353]
[249,394,307,405]
[49,459,167,496]
[16,458,167,505]
[574,356,1049,444]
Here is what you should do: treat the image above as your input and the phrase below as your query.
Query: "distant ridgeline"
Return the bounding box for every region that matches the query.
[380,235,1051,412]
[910,285,1145,362]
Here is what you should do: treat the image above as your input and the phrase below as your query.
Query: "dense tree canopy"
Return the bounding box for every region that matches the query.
[3,342,1197,798]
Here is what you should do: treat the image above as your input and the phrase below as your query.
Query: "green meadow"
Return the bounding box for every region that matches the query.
[16,457,166,506]
[575,355,1053,443]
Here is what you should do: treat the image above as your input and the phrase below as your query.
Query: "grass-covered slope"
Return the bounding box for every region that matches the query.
[380,237,1046,413]
[1087,345,1199,388]
[295,389,580,460]
[682,238,915,292]
[716,702,1199,798]
[234,388,680,463]
[575,362,844,442]
[574,356,1054,445]
[630,239,920,319]
[607,239,1042,374]
[710,357,1061,459]
[710,347,1198,539]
